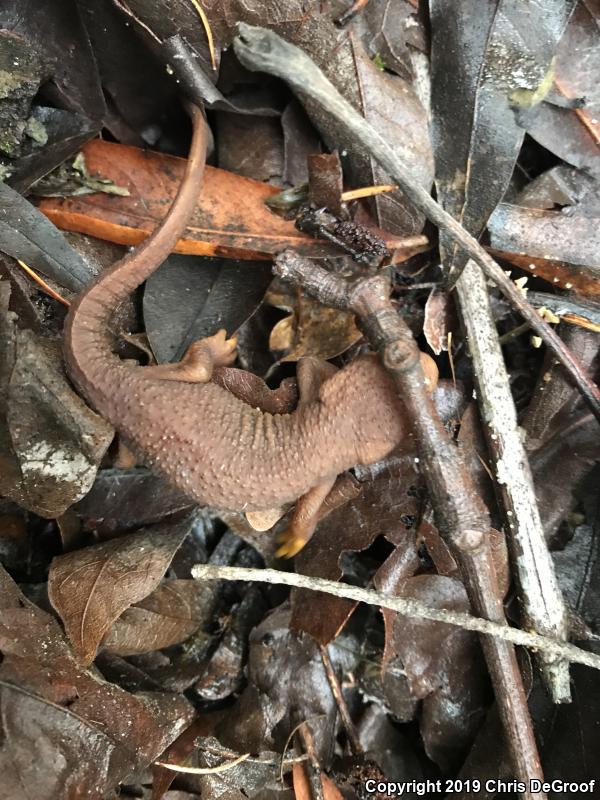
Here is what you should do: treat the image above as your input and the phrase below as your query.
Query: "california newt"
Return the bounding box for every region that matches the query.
[63,105,435,554]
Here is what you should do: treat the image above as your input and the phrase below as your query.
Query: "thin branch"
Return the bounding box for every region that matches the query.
[192,565,600,672]
[455,260,570,702]
[232,24,600,424]
[320,644,362,755]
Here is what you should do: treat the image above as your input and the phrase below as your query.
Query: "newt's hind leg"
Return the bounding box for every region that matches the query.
[276,356,340,558]
[141,329,237,383]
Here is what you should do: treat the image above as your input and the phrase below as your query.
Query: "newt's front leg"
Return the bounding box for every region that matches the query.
[141,329,237,383]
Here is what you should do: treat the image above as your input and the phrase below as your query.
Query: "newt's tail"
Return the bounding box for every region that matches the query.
[63,104,208,398]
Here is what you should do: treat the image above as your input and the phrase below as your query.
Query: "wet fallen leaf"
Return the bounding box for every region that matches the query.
[380,574,489,770]
[488,201,600,297]
[350,35,433,235]
[7,106,100,194]
[144,255,273,363]
[74,468,195,536]
[78,0,181,144]
[0,285,114,517]
[525,0,600,177]
[347,0,423,81]
[430,0,575,277]
[36,140,413,263]
[0,565,192,799]
[102,578,218,657]
[215,605,358,766]
[0,181,92,292]
[0,30,47,161]
[216,113,284,183]
[1,0,105,122]
[48,513,195,664]
[291,455,422,644]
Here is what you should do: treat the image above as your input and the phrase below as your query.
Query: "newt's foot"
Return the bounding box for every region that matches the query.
[176,329,237,382]
[201,329,238,368]
[276,529,309,558]
[143,329,238,383]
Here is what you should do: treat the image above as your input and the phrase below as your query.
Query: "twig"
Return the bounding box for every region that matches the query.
[266,253,545,799]
[320,645,362,755]
[298,723,324,800]
[192,565,600,672]
[232,24,600,423]
[155,752,250,774]
[16,259,70,307]
[455,261,570,702]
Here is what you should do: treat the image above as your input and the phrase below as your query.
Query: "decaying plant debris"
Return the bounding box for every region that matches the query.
[0,2,599,800]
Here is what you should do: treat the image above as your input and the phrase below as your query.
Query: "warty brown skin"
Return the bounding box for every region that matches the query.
[63,106,408,512]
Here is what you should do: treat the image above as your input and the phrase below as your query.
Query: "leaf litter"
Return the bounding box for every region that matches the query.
[0,2,599,799]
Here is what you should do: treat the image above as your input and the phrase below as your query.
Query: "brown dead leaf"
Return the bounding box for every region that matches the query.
[0,565,192,799]
[35,140,411,263]
[102,578,217,657]
[423,287,455,355]
[74,468,195,536]
[48,513,195,664]
[488,203,600,297]
[269,291,362,362]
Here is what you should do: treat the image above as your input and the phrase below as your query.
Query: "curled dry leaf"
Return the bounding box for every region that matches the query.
[0,565,192,799]
[423,287,455,355]
[268,290,362,362]
[48,513,195,664]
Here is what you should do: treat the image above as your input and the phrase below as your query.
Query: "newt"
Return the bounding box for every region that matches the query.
[64,105,436,555]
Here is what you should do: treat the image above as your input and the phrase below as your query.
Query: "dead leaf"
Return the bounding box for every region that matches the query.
[0,564,192,799]
[48,513,195,664]
[430,0,575,278]
[0,285,114,517]
[526,0,600,177]
[74,468,195,536]
[423,287,455,355]
[268,291,362,362]
[488,202,600,297]
[102,579,217,657]
[35,140,412,263]
[0,180,92,292]
[379,574,489,770]
[144,255,273,364]
[350,35,433,235]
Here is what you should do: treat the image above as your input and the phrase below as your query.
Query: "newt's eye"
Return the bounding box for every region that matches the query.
[261,632,274,646]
